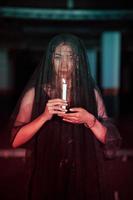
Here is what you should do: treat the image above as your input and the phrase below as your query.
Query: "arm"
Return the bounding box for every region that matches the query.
[85,89,108,144]
[12,112,49,148]
[84,115,107,144]
[62,107,107,144]
[98,117,121,159]
[59,89,121,151]
[11,88,46,148]
[12,88,67,148]
[94,90,121,158]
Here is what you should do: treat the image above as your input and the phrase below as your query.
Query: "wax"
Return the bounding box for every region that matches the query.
[62,78,67,100]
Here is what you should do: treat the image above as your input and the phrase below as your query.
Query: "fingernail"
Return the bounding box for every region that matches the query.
[62,110,67,113]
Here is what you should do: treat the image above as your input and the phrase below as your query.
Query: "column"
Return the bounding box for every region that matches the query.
[0,48,13,92]
[0,48,14,120]
[101,31,121,117]
[87,48,97,82]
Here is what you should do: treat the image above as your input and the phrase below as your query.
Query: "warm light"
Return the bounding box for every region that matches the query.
[62,78,67,101]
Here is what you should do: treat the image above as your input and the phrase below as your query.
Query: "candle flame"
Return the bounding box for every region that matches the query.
[62,78,66,84]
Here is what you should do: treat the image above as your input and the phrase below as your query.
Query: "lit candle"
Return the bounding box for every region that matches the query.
[62,78,67,100]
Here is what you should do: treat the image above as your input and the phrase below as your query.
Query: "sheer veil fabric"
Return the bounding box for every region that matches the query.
[9,34,121,200]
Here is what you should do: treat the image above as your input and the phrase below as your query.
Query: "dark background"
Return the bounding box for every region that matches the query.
[0,1,133,200]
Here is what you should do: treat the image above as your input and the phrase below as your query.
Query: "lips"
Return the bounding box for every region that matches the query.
[59,70,68,73]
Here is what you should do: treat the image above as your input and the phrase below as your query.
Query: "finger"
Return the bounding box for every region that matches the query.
[48,106,67,113]
[63,116,78,121]
[69,107,81,112]
[48,99,67,104]
[50,110,66,115]
[53,105,65,111]
[63,112,79,118]
[47,103,67,109]
[57,113,66,117]
[62,118,74,123]
[63,118,79,124]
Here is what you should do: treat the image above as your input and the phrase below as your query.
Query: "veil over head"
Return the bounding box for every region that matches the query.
[33,33,98,115]
[8,34,121,200]
[10,33,99,139]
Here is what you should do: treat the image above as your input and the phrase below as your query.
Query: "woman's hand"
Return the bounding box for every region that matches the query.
[43,98,68,121]
[58,107,95,127]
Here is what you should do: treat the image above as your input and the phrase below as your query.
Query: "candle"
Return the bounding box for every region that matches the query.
[62,78,67,100]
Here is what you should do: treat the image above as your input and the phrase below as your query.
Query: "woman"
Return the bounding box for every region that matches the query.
[10,34,121,200]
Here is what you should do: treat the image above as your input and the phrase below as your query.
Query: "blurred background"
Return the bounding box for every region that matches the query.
[0,1,133,200]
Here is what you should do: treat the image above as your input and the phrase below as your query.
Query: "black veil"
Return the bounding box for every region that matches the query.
[10,34,100,146]
[8,34,121,200]
[32,33,98,115]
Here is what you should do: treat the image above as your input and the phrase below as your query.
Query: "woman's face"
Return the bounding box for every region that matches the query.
[53,44,76,78]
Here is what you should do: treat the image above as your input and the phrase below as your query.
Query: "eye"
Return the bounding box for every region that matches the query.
[54,55,61,59]
[67,55,73,60]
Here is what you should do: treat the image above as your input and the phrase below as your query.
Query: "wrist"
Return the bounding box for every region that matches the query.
[84,116,96,129]
[41,112,50,122]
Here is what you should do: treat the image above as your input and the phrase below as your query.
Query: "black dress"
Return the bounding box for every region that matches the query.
[23,91,120,200]
[9,34,121,200]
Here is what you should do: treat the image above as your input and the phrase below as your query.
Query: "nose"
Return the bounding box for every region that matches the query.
[61,56,68,68]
